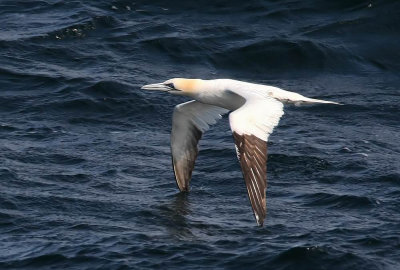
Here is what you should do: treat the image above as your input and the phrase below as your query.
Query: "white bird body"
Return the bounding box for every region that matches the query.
[142,78,339,226]
[176,79,337,109]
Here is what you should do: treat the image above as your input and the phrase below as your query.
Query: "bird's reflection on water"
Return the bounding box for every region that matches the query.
[160,192,195,239]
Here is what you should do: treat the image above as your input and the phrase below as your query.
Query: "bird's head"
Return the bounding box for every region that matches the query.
[141,78,203,96]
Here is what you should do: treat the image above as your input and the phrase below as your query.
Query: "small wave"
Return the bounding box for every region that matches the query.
[14,126,67,140]
[196,25,252,40]
[0,168,18,181]
[0,212,15,229]
[6,152,86,166]
[20,80,156,117]
[0,196,18,211]
[41,173,91,183]
[351,236,385,248]
[269,154,330,175]
[269,245,382,270]
[0,123,18,132]
[139,36,208,63]
[298,192,377,209]
[301,17,370,37]
[0,66,66,84]
[211,39,358,74]
[273,245,328,262]
[337,173,400,186]
[0,253,110,269]
[82,81,136,98]
[0,15,119,42]
[376,173,400,186]
[29,97,117,114]
[49,16,119,41]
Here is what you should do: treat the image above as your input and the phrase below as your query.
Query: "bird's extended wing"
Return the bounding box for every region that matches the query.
[229,97,284,226]
[171,100,228,191]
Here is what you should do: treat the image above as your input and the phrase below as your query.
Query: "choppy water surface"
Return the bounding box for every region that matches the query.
[1,1,400,269]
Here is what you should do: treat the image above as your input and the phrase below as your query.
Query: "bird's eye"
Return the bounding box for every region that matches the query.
[165,83,175,89]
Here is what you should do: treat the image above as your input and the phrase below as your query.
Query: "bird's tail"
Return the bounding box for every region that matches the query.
[297,96,342,105]
[269,88,341,105]
[272,90,341,105]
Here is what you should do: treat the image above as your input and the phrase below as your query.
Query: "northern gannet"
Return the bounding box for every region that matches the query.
[142,78,339,226]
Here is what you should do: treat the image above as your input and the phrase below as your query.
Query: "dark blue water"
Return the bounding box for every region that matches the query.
[1,1,400,269]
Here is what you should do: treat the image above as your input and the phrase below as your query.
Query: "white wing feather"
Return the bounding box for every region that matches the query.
[228,95,284,141]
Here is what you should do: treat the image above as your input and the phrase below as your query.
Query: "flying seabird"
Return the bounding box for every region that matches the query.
[142,78,339,226]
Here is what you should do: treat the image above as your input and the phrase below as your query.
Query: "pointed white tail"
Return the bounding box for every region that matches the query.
[270,88,341,105]
[300,97,342,105]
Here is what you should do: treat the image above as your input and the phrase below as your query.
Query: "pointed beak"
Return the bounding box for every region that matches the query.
[141,83,170,91]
